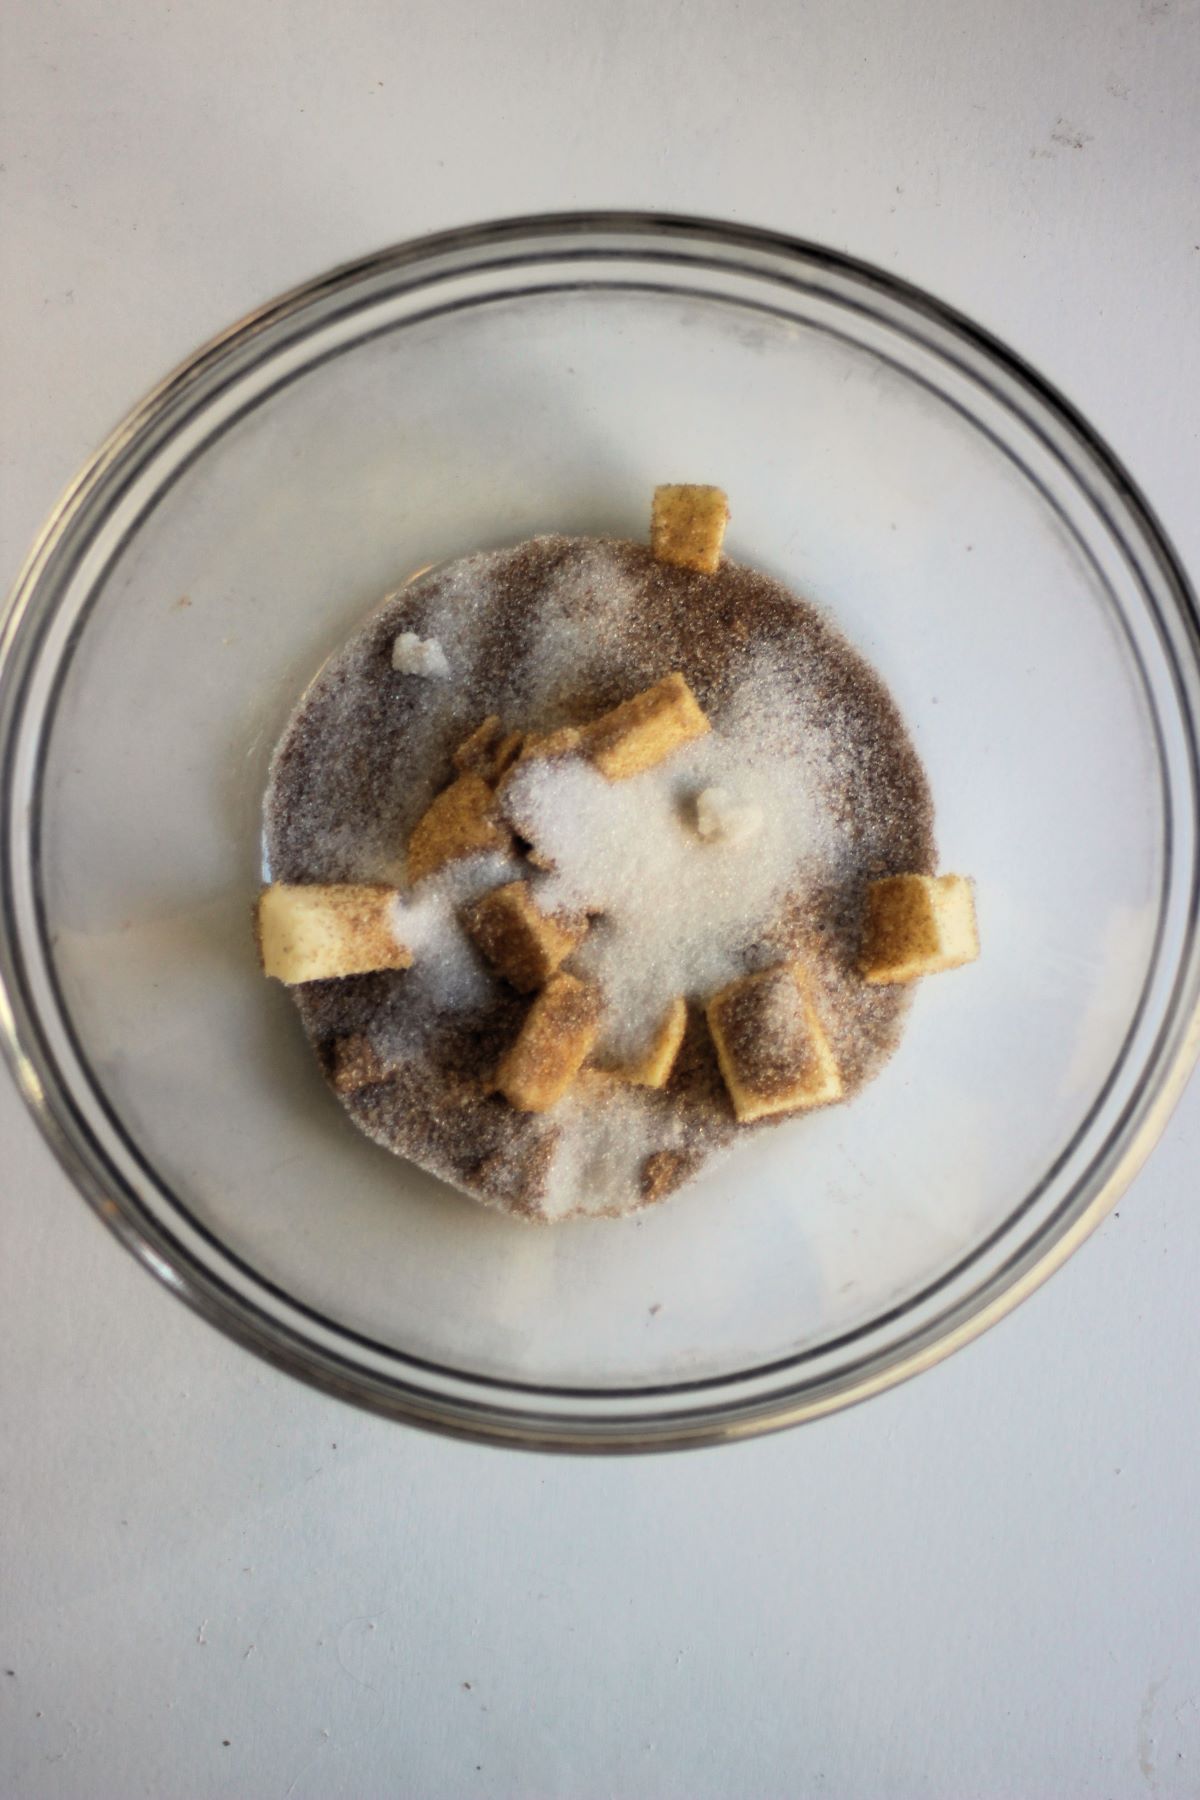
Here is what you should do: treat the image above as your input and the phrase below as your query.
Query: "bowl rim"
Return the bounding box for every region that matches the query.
[3,209,1199,1452]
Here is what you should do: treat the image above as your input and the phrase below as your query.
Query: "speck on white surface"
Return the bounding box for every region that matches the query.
[2,1,1198,1796]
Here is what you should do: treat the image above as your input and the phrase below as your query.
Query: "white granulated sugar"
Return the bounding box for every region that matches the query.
[694,786,764,846]
[517,543,645,716]
[505,652,841,1064]
[538,1084,672,1221]
[391,632,450,677]
[389,851,518,1015]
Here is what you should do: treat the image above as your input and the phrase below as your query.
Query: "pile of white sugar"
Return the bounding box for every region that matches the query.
[504,650,840,1065]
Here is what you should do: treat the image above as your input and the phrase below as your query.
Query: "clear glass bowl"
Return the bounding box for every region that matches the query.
[3,215,1198,1450]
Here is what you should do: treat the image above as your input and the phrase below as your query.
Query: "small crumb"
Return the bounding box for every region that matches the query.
[222,1740,231,1748]
[392,632,450,677]
[649,1303,662,1316]
[174,594,192,610]
[462,1681,472,1690]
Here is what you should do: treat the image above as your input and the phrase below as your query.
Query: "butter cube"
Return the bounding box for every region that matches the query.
[453,715,503,776]
[707,964,843,1123]
[453,716,524,784]
[463,881,586,993]
[406,772,512,885]
[604,998,688,1088]
[496,974,602,1113]
[859,874,979,984]
[257,884,411,985]
[651,484,730,573]
[515,725,584,764]
[584,673,709,781]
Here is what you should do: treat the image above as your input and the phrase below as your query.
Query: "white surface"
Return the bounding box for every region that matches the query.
[2,0,1198,1794]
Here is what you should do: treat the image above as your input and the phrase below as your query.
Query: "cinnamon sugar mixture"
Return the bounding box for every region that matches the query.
[265,537,933,1219]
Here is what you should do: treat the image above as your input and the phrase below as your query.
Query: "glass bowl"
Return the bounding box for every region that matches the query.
[3,214,1198,1451]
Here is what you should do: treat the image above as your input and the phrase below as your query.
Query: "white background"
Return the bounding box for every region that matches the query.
[3,2,1199,1795]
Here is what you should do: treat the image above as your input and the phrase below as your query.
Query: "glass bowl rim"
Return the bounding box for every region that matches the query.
[3,209,1199,1453]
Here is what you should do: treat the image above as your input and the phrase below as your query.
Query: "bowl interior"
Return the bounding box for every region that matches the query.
[8,224,1196,1434]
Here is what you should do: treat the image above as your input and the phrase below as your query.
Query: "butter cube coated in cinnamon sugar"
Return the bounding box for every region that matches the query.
[706,963,843,1124]
[496,974,603,1113]
[583,673,710,781]
[256,883,412,984]
[452,715,524,784]
[602,998,688,1089]
[406,772,512,884]
[650,484,730,574]
[513,724,584,765]
[859,874,979,985]
[462,881,587,994]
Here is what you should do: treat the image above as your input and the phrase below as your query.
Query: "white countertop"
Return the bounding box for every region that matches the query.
[3,2,1199,1794]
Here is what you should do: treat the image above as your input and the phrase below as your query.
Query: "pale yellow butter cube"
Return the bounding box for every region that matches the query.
[584,673,709,781]
[859,874,979,985]
[463,881,586,993]
[256,884,412,984]
[707,964,843,1124]
[406,772,512,885]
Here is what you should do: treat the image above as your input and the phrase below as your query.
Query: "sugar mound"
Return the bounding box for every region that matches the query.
[504,652,839,1064]
[392,632,450,678]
